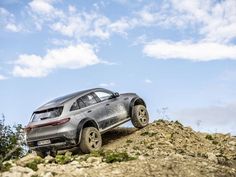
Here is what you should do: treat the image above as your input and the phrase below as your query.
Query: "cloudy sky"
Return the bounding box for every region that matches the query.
[0,0,236,134]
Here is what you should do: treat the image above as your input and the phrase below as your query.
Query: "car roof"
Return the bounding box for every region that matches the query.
[34,88,110,112]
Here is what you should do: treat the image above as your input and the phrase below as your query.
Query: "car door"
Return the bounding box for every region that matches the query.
[79,93,109,130]
[93,91,129,129]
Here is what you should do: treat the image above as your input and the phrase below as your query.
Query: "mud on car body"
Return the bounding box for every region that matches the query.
[25,88,149,156]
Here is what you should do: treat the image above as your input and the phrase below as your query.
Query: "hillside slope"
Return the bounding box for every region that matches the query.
[1,120,236,177]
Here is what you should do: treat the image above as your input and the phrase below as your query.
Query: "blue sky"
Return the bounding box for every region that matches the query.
[0,0,236,134]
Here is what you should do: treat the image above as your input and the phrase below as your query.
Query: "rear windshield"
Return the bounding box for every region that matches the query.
[31,107,63,122]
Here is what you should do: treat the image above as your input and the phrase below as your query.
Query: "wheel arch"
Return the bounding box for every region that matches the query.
[76,118,99,144]
[129,97,146,116]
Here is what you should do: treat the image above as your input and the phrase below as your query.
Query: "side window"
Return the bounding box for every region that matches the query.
[70,101,79,111]
[70,98,86,111]
[81,94,97,107]
[77,99,86,108]
[94,91,112,101]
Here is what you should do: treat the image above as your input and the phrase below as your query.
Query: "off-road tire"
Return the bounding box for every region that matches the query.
[131,105,149,128]
[79,127,102,153]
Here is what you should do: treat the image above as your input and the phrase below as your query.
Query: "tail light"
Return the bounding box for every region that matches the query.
[24,118,71,132]
[24,126,32,133]
[52,118,70,126]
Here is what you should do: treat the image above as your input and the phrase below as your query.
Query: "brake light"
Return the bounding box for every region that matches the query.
[52,118,70,126]
[24,118,71,130]
[24,126,32,133]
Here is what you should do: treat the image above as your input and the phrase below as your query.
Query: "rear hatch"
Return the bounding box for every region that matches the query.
[26,107,64,142]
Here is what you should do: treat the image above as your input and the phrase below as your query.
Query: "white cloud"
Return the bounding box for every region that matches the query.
[27,0,64,30]
[0,7,22,32]
[68,5,76,14]
[50,11,111,40]
[12,43,101,77]
[0,74,7,80]
[172,0,236,43]
[5,23,21,32]
[143,40,236,61]
[29,0,62,15]
[173,102,236,135]
[99,82,115,87]
[50,38,74,46]
[109,18,133,35]
[144,79,152,84]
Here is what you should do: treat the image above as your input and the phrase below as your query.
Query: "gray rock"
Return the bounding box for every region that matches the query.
[87,157,102,164]
[44,155,55,163]
[16,153,41,167]
[207,153,218,163]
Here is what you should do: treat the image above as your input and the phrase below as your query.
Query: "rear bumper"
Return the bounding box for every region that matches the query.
[27,129,77,150]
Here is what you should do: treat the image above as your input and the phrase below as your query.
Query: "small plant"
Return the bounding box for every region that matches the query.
[175,120,183,127]
[141,131,157,137]
[155,119,165,124]
[51,172,58,176]
[31,175,39,177]
[135,152,141,156]
[146,143,155,149]
[133,146,139,150]
[83,149,106,161]
[205,134,214,140]
[25,157,43,171]
[140,140,147,146]
[0,162,12,172]
[212,140,218,145]
[82,150,137,164]
[126,139,133,144]
[149,132,157,137]
[55,154,72,164]
[141,131,149,136]
[104,151,136,163]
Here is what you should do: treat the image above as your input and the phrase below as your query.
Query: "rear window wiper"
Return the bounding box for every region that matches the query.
[40,117,51,120]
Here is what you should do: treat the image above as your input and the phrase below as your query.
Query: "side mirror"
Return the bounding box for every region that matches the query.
[113,92,120,98]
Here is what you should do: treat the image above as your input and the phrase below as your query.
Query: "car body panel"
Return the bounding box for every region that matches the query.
[26,88,146,151]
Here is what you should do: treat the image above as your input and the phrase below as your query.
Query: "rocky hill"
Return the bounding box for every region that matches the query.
[1,119,236,177]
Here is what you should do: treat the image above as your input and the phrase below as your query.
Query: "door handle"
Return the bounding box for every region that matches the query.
[87,110,92,113]
[106,103,110,106]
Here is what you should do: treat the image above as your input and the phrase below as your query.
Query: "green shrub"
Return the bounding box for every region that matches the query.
[140,131,149,136]
[25,158,43,171]
[31,175,39,177]
[0,114,25,162]
[140,131,157,137]
[55,154,72,164]
[104,151,136,163]
[133,146,139,150]
[88,150,136,163]
[146,143,155,150]
[205,134,214,140]
[126,139,133,144]
[212,140,218,145]
[0,162,12,172]
[175,120,183,127]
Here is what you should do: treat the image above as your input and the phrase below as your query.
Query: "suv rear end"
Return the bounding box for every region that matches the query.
[26,106,77,154]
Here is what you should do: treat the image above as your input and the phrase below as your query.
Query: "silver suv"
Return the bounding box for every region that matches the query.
[25,88,149,156]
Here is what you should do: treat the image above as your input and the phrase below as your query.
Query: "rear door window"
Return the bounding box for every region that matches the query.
[70,98,86,111]
[80,94,97,107]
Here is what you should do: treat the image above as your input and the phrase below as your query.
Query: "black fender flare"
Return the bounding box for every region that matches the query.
[129,97,146,116]
[76,118,99,144]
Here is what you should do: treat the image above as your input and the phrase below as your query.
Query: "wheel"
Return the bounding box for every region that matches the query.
[35,150,47,158]
[131,105,149,128]
[79,127,102,153]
